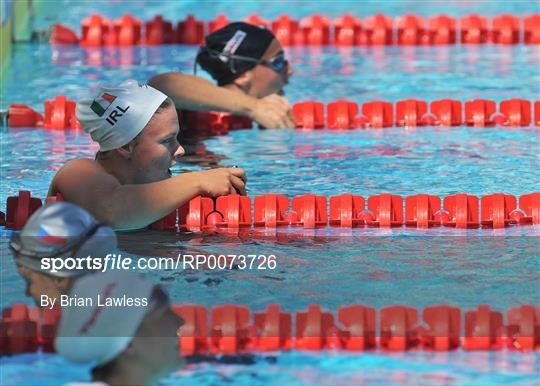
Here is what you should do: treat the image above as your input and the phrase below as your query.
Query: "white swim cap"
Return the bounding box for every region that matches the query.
[76,80,168,152]
[55,271,157,366]
[10,202,117,278]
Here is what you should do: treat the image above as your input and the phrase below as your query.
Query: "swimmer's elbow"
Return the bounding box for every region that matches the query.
[148,72,183,91]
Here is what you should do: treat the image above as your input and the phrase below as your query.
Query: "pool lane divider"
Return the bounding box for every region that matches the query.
[2,190,539,232]
[1,303,538,356]
[49,13,540,46]
[6,96,540,130]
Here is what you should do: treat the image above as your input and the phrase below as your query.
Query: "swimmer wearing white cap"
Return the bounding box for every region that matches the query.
[10,202,117,306]
[56,271,184,386]
[48,80,246,230]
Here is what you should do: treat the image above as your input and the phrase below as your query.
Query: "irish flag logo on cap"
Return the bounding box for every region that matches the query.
[90,92,117,117]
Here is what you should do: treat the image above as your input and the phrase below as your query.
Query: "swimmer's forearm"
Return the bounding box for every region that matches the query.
[148,72,256,117]
[106,174,202,230]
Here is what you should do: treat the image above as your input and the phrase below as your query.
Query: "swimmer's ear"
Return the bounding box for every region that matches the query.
[116,141,137,160]
[232,70,252,92]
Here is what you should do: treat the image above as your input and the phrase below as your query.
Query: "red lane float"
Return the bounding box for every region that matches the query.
[338,305,377,350]
[460,14,488,44]
[80,14,115,46]
[44,96,81,130]
[480,193,530,228]
[405,194,441,228]
[327,100,361,129]
[210,305,251,355]
[7,104,44,128]
[173,305,208,356]
[361,101,393,128]
[114,14,142,46]
[491,14,520,44]
[422,305,461,351]
[51,13,540,47]
[177,15,204,45]
[334,14,362,46]
[396,99,429,127]
[254,194,289,228]
[271,15,300,46]
[362,14,393,45]
[367,194,403,227]
[290,194,327,229]
[5,191,42,230]
[8,97,539,129]
[463,305,504,350]
[1,303,539,356]
[208,14,230,33]
[442,194,479,229]
[520,193,540,225]
[215,194,252,229]
[145,16,174,45]
[330,194,365,228]
[4,191,539,231]
[465,99,496,127]
[430,99,462,126]
[428,15,457,45]
[50,24,79,45]
[293,101,325,129]
[498,99,531,126]
[244,14,268,28]
[524,14,540,44]
[0,304,61,355]
[380,306,419,351]
[397,14,428,45]
[8,95,80,130]
[299,15,331,46]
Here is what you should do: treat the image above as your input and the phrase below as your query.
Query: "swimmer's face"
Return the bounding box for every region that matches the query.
[246,39,293,98]
[16,264,64,306]
[131,103,185,184]
[129,290,185,376]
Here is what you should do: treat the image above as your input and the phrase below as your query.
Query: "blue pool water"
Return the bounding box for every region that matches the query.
[1,1,540,385]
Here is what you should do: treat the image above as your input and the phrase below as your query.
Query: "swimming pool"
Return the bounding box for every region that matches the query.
[1,1,539,385]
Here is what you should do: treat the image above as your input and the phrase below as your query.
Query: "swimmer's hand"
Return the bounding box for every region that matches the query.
[250,94,295,129]
[194,167,247,197]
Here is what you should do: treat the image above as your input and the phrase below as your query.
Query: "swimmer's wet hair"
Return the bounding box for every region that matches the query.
[96,98,174,159]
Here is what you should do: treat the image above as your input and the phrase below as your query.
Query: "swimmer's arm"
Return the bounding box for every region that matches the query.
[148,72,294,128]
[53,160,202,230]
[148,72,256,116]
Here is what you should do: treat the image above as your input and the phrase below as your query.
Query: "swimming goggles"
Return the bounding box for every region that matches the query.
[10,222,105,261]
[195,47,289,75]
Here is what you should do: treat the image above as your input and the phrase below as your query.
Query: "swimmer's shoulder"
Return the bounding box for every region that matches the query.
[48,158,107,197]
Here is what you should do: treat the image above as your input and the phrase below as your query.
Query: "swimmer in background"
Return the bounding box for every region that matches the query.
[9,202,117,307]
[56,271,184,386]
[48,80,247,230]
[149,21,295,134]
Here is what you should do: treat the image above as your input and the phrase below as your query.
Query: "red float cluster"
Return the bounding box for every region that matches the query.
[294,99,540,129]
[8,97,540,129]
[50,13,540,46]
[181,110,253,136]
[4,191,538,232]
[0,304,61,355]
[8,96,81,130]
[1,303,538,356]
